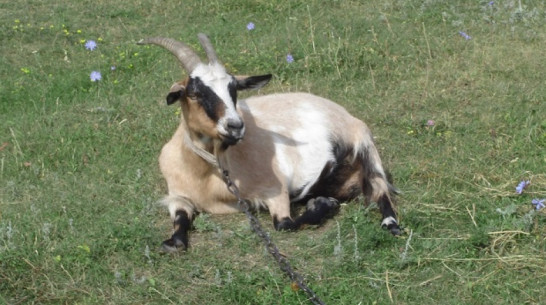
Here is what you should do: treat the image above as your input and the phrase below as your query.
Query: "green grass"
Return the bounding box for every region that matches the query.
[1,0,545,304]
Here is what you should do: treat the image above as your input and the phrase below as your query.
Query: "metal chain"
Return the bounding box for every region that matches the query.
[221,169,326,305]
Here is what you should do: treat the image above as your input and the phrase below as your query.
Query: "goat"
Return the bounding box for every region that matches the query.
[138,34,401,252]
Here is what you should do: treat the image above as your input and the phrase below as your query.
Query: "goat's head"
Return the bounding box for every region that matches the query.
[138,34,272,147]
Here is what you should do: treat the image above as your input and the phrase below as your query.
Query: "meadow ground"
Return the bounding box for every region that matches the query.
[1,0,545,304]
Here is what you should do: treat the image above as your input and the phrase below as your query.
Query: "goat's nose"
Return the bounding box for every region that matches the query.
[227,119,244,131]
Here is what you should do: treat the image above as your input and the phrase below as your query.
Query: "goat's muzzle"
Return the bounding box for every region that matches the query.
[221,119,245,146]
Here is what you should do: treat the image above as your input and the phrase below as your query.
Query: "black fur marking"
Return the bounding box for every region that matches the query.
[228,80,237,105]
[187,77,224,122]
[161,210,192,252]
[300,141,360,202]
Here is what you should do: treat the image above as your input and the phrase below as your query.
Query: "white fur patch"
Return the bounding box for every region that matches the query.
[271,103,335,201]
[381,216,397,227]
[161,196,194,219]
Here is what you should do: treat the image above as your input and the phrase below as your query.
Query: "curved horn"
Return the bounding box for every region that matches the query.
[137,37,202,73]
[197,33,219,64]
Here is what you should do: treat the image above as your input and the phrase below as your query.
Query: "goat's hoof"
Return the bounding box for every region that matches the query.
[381,223,402,236]
[321,196,340,208]
[388,224,402,236]
[307,197,340,211]
[313,197,340,217]
[274,217,298,231]
[381,217,402,236]
[160,237,187,253]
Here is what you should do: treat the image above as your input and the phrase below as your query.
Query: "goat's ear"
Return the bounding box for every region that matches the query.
[235,74,272,91]
[166,83,186,105]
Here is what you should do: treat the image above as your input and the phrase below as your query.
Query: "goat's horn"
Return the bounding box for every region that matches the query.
[197,33,219,64]
[138,37,202,73]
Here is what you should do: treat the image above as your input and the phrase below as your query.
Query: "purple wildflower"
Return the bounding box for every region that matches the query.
[427,120,435,127]
[90,71,102,82]
[515,180,530,194]
[458,31,472,40]
[286,54,294,63]
[488,1,494,5]
[532,199,545,210]
[111,66,116,71]
[246,22,255,31]
[85,40,97,51]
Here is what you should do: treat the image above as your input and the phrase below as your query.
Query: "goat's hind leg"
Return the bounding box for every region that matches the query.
[274,197,340,231]
[376,192,401,235]
[363,174,401,235]
[360,146,402,235]
[358,165,402,236]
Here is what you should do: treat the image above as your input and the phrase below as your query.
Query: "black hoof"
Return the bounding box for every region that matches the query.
[274,217,298,231]
[381,217,402,236]
[160,237,187,253]
[308,197,340,220]
[308,197,339,210]
[388,224,402,236]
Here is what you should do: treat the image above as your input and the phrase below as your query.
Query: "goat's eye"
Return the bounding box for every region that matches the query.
[187,92,199,100]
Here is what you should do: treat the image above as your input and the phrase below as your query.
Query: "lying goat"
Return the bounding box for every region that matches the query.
[138,34,401,252]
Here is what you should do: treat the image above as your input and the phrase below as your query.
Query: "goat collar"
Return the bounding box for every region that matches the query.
[183,132,219,168]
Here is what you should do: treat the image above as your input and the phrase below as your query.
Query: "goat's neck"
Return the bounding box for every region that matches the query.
[192,132,214,151]
[183,130,219,168]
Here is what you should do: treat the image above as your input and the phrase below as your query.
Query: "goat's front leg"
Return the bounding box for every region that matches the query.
[161,196,195,252]
[270,196,340,231]
[294,197,340,227]
[266,193,298,231]
[162,210,193,252]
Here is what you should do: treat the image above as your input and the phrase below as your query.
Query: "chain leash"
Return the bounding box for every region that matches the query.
[221,169,326,305]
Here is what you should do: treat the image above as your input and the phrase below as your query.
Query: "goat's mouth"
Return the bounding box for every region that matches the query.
[220,134,243,146]
[218,120,245,147]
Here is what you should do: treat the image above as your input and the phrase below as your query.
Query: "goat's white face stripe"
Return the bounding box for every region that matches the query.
[191,63,243,136]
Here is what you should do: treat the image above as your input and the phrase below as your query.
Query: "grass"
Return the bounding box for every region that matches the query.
[1,0,545,304]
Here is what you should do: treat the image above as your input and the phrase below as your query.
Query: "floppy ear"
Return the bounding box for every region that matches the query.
[165,82,186,105]
[235,74,272,91]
